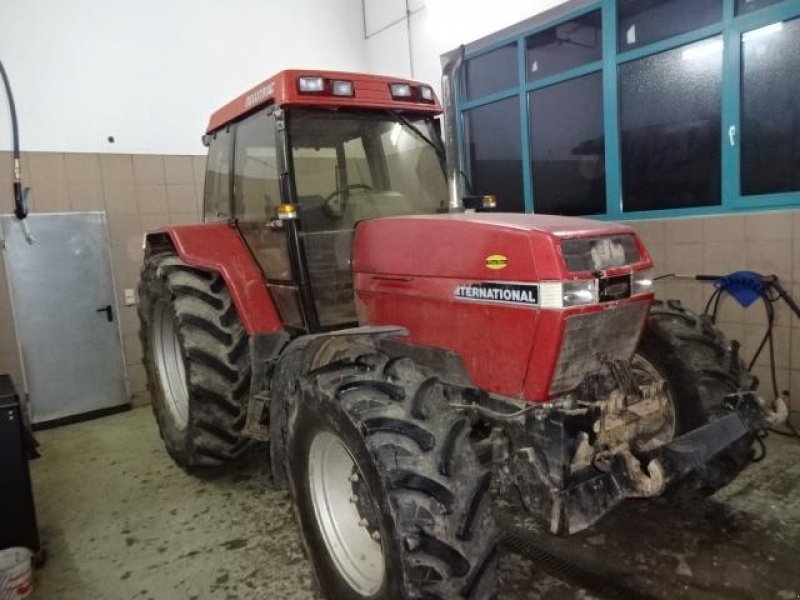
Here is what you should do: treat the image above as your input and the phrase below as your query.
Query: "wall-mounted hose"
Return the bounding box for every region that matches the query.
[1,58,28,221]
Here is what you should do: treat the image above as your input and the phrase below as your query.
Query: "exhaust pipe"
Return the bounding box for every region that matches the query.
[440,46,465,212]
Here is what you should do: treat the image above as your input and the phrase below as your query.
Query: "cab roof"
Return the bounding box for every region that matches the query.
[206,69,442,134]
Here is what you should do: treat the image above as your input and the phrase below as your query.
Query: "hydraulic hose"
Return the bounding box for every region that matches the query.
[0,58,27,221]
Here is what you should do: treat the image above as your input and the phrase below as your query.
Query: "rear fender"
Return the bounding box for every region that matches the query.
[143,223,283,335]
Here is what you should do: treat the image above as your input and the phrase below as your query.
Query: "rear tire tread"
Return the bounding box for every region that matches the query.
[644,300,756,500]
[138,252,255,472]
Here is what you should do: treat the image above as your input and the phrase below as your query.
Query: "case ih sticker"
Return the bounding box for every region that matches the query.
[454,282,539,307]
[484,254,508,270]
[244,82,275,108]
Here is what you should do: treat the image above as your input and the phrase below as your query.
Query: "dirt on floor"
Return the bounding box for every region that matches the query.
[27,406,800,599]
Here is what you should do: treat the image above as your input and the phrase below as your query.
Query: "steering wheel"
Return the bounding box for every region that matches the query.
[322,183,373,218]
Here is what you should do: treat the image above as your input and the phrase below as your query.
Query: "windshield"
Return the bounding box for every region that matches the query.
[286,109,447,329]
[287,109,447,232]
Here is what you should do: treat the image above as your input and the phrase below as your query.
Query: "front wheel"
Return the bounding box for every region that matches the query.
[284,346,499,599]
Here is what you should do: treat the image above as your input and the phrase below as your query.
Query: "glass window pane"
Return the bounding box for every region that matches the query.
[290,110,447,231]
[203,128,232,222]
[464,97,525,212]
[619,37,723,212]
[233,111,280,221]
[526,10,602,81]
[736,0,783,15]
[289,110,447,327]
[618,0,721,51]
[529,73,605,216]
[464,44,518,101]
[379,126,448,216]
[741,18,800,196]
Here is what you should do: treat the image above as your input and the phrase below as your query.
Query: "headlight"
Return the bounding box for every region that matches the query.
[389,83,412,98]
[631,269,655,296]
[331,80,354,96]
[419,85,435,102]
[298,76,325,93]
[539,280,598,309]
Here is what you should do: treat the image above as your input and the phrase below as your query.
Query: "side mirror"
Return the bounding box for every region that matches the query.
[462,194,497,212]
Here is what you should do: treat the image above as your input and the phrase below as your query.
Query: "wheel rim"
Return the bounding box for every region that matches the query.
[308,431,385,596]
[631,354,677,450]
[152,301,190,430]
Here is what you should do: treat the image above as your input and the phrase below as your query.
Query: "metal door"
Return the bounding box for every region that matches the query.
[0,213,128,424]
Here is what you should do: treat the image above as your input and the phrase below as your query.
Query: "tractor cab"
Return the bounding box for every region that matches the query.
[201,70,448,333]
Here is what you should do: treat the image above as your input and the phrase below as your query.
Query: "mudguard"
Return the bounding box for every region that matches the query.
[143,223,283,335]
[267,325,408,489]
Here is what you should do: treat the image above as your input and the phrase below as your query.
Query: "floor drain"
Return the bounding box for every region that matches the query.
[503,528,653,600]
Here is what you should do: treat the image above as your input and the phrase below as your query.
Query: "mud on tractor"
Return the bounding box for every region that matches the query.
[138,70,785,598]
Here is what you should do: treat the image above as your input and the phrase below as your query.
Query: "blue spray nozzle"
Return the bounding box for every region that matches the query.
[713,271,767,308]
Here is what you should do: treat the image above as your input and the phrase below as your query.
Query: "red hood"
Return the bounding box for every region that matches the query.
[353,213,650,282]
[375,213,635,238]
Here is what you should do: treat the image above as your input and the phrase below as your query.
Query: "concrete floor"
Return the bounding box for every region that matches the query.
[27,406,800,599]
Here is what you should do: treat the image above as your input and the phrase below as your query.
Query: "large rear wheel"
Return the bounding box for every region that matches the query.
[283,344,499,599]
[138,252,254,472]
[638,299,756,499]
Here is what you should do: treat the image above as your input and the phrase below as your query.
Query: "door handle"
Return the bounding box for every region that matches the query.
[729,125,736,146]
[95,304,114,322]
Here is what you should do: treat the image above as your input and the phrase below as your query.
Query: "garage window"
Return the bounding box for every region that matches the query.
[529,72,605,216]
[619,36,723,211]
[741,18,800,196]
[618,0,722,51]
[464,97,525,213]
[526,10,602,81]
[736,0,784,16]
[456,0,800,218]
[463,44,518,101]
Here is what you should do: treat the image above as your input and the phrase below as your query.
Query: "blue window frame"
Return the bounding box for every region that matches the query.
[456,0,800,220]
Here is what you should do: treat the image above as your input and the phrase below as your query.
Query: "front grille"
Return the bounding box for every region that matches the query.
[550,301,648,396]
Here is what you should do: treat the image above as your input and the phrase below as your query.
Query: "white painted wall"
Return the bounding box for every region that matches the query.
[363,0,570,97]
[0,0,367,154]
[0,0,570,154]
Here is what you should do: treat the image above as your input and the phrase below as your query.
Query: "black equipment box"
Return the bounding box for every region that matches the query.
[0,374,40,552]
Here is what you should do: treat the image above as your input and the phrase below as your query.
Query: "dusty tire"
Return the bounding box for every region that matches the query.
[638,299,756,499]
[283,345,499,599]
[138,252,254,472]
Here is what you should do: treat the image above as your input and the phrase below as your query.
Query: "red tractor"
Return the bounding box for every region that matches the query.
[138,70,782,599]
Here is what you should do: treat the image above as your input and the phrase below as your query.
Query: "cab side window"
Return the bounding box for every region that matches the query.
[203,128,232,222]
[233,110,281,221]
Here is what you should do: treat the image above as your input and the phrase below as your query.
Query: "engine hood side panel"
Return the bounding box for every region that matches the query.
[352,213,652,403]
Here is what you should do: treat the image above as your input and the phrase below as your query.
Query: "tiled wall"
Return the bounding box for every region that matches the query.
[1,154,798,422]
[631,211,800,420]
[0,151,206,404]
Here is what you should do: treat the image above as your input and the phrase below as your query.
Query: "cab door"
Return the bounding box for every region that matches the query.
[232,108,310,332]
[287,112,389,331]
